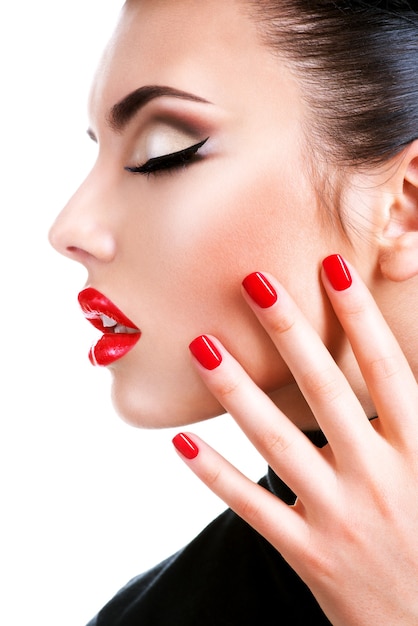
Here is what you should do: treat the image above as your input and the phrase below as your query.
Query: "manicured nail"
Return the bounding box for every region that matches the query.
[242,272,277,308]
[172,433,199,459]
[189,335,222,370]
[322,254,352,291]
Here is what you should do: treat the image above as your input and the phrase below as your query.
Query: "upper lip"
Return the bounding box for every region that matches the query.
[78,287,140,334]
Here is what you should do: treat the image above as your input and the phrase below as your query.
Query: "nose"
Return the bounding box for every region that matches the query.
[49,171,117,266]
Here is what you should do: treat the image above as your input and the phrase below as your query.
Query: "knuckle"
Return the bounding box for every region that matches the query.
[341,292,366,320]
[213,374,241,400]
[201,464,223,489]
[258,427,295,458]
[238,496,265,526]
[365,354,401,382]
[302,365,344,403]
[302,546,333,581]
[268,310,297,336]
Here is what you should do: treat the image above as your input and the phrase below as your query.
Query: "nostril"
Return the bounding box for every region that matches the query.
[64,234,117,263]
[64,245,99,264]
[65,245,84,260]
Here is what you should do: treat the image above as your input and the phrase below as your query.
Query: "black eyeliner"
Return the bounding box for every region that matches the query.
[125,137,209,174]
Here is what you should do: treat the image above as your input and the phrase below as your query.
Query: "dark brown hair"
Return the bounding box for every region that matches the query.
[246,1,418,168]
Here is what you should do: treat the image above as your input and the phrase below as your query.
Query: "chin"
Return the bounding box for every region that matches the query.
[110,376,226,429]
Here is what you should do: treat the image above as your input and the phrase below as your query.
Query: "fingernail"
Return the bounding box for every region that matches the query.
[189,335,222,370]
[172,433,199,459]
[322,254,352,291]
[242,272,277,308]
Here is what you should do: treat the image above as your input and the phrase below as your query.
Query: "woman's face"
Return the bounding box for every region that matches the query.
[49,0,350,428]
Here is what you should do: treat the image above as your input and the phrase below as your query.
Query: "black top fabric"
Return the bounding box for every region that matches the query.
[87,431,332,625]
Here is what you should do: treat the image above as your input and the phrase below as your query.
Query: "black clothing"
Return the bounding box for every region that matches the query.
[87,431,331,625]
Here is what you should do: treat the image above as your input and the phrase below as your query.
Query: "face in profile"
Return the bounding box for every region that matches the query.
[49,0,349,429]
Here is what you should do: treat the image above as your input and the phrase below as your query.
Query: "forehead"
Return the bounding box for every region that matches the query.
[89,0,286,116]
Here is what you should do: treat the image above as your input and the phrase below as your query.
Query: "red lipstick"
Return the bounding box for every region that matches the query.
[78,287,141,366]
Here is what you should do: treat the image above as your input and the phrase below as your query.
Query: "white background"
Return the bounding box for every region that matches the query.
[1,3,265,624]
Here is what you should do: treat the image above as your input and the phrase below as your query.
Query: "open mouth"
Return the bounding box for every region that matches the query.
[78,287,141,366]
[91,312,139,335]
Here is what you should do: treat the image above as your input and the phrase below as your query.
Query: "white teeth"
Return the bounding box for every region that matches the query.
[100,314,138,334]
[101,314,117,328]
[114,325,138,334]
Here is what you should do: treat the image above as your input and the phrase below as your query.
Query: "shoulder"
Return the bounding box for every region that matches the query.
[87,505,331,625]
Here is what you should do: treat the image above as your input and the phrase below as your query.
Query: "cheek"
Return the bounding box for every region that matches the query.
[119,160,335,411]
[174,165,298,261]
[158,161,318,304]
[147,173,286,326]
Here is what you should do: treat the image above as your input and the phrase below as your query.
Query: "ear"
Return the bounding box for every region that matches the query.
[379,139,418,282]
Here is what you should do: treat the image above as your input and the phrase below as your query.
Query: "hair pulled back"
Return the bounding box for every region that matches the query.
[246,1,418,168]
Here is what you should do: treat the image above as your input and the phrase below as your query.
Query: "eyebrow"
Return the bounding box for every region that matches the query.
[107,85,211,133]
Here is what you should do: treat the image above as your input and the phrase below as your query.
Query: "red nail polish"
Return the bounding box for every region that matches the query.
[172,433,199,459]
[189,335,222,370]
[242,272,277,308]
[322,254,352,291]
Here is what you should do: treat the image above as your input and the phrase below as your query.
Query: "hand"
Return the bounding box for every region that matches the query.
[172,255,418,625]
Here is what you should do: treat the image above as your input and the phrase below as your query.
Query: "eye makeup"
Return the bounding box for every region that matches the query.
[125,136,209,175]
[89,90,222,178]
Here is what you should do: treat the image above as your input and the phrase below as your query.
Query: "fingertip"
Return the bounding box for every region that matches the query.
[322,254,352,291]
[189,335,223,370]
[242,272,278,308]
[172,432,200,459]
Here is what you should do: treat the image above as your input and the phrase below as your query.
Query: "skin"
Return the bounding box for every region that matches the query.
[179,262,418,625]
[49,0,418,431]
[49,0,418,623]
[49,0,373,429]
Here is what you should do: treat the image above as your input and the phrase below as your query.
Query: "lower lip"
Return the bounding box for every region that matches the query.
[89,333,141,367]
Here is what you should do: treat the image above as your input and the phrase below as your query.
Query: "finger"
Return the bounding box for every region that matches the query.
[321,254,418,444]
[188,335,333,506]
[172,432,309,562]
[241,271,373,460]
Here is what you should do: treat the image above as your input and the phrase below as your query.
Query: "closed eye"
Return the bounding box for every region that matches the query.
[125,137,209,176]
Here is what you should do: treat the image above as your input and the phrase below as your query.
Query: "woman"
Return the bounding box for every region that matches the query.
[49,0,418,623]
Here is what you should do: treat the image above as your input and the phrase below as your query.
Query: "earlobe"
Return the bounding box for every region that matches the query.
[379,232,418,282]
[379,141,418,282]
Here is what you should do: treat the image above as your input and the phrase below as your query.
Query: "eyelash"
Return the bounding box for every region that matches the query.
[125,137,209,176]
